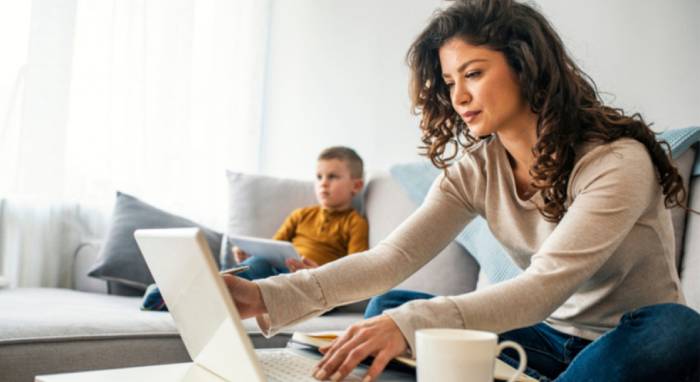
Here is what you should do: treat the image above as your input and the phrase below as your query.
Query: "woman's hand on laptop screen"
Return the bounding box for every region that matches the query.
[221,274,267,318]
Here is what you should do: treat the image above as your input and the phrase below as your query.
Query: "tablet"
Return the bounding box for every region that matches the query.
[228,235,301,270]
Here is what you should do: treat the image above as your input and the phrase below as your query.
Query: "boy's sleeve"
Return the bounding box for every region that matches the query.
[346,214,369,254]
[272,208,301,241]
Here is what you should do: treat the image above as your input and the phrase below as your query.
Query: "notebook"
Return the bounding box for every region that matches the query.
[134,227,413,381]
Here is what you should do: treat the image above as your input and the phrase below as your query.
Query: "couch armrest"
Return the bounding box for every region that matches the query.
[72,241,107,294]
[681,174,700,312]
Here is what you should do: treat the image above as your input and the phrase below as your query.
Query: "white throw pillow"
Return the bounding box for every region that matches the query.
[226,171,317,238]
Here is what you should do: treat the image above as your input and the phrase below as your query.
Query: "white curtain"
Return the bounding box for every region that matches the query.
[0,0,270,287]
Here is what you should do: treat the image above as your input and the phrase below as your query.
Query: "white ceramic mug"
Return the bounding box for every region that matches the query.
[416,329,527,382]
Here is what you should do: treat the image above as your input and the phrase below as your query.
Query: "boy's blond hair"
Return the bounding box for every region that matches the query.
[318,146,364,179]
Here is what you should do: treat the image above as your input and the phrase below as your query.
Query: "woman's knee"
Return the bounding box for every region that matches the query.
[624,303,700,334]
[618,303,700,369]
[560,304,699,381]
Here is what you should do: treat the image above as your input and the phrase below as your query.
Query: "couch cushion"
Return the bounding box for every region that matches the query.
[88,192,225,296]
[0,288,185,382]
[0,288,360,382]
[0,288,178,342]
[364,171,480,296]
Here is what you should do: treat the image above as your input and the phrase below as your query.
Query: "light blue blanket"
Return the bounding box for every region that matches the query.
[390,126,700,284]
[661,126,700,176]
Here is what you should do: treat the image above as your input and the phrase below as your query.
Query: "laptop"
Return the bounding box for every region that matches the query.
[134,227,414,382]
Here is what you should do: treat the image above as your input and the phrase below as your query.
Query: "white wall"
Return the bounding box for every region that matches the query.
[259,0,442,178]
[259,0,700,179]
[535,0,700,131]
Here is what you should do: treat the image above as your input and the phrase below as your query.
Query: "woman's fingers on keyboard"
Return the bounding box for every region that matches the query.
[363,350,394,382]
[313,316,407,381]
[314,327,358,379]
[317,335,366,380]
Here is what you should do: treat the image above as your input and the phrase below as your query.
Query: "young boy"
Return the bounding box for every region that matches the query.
[141,146,368,311]
[234,146,369,280]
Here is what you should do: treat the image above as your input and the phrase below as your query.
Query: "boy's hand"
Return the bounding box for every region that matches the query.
[232,246,249,264]
[286,257,319,272]
[221,274,267,318]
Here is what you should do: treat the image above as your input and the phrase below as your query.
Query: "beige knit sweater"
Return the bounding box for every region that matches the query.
[255,135,685,354]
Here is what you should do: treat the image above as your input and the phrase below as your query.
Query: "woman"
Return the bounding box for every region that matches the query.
[224,0,700,381]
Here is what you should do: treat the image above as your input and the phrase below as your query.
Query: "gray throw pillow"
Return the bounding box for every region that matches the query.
[88,192,224,296]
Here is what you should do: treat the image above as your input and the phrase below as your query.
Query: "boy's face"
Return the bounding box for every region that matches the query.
[315,159,363,211]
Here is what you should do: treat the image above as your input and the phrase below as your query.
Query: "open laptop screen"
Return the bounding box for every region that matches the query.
[135,228,265,382]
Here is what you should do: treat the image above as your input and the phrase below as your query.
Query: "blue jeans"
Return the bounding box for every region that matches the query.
[236,256,289,280]
[364,289,700,381]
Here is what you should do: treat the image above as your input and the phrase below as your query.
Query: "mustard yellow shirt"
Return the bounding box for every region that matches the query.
[272,205,369,266]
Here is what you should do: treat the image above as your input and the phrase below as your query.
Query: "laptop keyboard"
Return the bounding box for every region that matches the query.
[259,350,364,382]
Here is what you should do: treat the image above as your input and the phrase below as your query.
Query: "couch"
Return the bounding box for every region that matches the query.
[1,145,699,382]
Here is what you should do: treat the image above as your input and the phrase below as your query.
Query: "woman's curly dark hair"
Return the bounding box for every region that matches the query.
[407,0,687,222]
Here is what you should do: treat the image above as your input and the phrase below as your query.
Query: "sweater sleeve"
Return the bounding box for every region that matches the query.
[384,140,660,353]
[254,162,479,336]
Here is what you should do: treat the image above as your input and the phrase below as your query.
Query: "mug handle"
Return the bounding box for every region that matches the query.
[496,340,528,382]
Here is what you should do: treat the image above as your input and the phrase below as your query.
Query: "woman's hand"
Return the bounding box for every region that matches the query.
[313,314,408,381]
[286,257,319,272]
[221,274,267,318]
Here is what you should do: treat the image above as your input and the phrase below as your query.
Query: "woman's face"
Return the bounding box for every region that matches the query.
[439,38,532,138]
